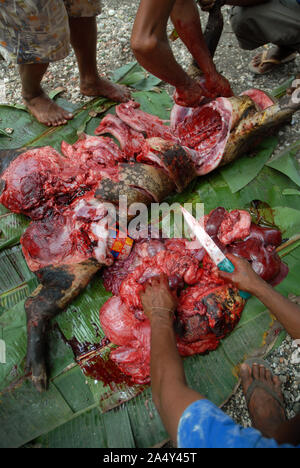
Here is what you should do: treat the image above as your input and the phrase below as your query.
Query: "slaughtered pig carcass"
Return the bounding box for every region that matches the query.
[0,88,298,391]
[99,207,288,384]
[94,89,299,203]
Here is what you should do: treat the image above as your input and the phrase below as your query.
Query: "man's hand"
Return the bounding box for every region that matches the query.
[219,253,264,294]
[220,254,300,340]
[174,80,206,107]
[140,275,178,322]
[174,71,233,107]
[205,72,234,98]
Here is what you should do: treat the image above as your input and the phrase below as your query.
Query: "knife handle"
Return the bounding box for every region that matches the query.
[218,258,251,300]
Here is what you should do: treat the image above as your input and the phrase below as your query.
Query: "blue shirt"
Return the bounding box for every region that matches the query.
[177,400,300,449]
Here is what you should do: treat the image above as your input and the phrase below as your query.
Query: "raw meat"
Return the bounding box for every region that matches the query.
[102,239,166,295]
[60,134,125,170]
[176,281,244,356]
[175,97,233,175]
[21,192,114,271]
[0,146,74,220]
[227,224,284,283]
[118,248,202,317]
[218,209,251,244]
[100,296,151,384]
[170,104,194,130]
[94,114,146,160]
[115,100,176,142]
[241,89,275,111]
[100,207,288,385]
[0,137,122,220]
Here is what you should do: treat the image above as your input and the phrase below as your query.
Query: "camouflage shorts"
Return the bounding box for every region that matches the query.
[0,0,102,64]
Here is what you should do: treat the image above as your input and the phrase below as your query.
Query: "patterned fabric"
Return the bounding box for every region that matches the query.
[177,399,300,448]
[0,0,102,64]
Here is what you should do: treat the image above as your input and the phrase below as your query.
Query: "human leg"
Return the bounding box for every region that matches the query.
[19,62,73,126]
[230,0,300,74]
[249,47,297,75]
[0,0,74,126]
[240,361,300,446]
[230,0,300,51]
[68,16,131,102]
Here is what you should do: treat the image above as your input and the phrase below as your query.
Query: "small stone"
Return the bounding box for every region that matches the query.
[291,349,300,365]
[279,375,287,384]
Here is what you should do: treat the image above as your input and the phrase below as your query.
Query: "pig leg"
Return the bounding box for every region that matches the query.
[25,259,101,392]
[222,92,300,166]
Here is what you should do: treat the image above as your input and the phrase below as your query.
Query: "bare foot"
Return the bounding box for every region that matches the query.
[80,76,131,102]
[250,46,297,75]
[23,91,73,127]
[240,362,286,439]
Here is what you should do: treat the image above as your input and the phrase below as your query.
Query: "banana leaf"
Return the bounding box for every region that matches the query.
[266,140,300,187]
[271,77,296,99]
[219,136,278,193]
[0,207,30,252]
[0,64,300,448]
[0,379,75,448]
[0,245,37,301]
[111,61,161,91]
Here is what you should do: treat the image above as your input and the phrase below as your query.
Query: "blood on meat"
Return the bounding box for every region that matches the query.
[99,208,288,385]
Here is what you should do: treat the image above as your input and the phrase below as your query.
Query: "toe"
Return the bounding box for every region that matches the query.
[240,363,251,380]
[252,54,262,65]
[265,368,273,385]
[252,363,260,380]
[259,364,266,380]
[240,363,252,393]
[64,112,73,121]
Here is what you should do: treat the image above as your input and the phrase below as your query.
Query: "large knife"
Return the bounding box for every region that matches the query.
[181,206,251,299]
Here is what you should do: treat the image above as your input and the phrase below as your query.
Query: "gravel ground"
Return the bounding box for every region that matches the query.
[0,1,299,443]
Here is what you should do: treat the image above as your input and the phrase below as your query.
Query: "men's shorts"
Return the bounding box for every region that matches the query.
[230,0,300,52]
[0,0,102,64]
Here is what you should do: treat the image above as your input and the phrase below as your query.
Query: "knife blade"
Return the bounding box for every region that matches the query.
[181,206,251,299]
